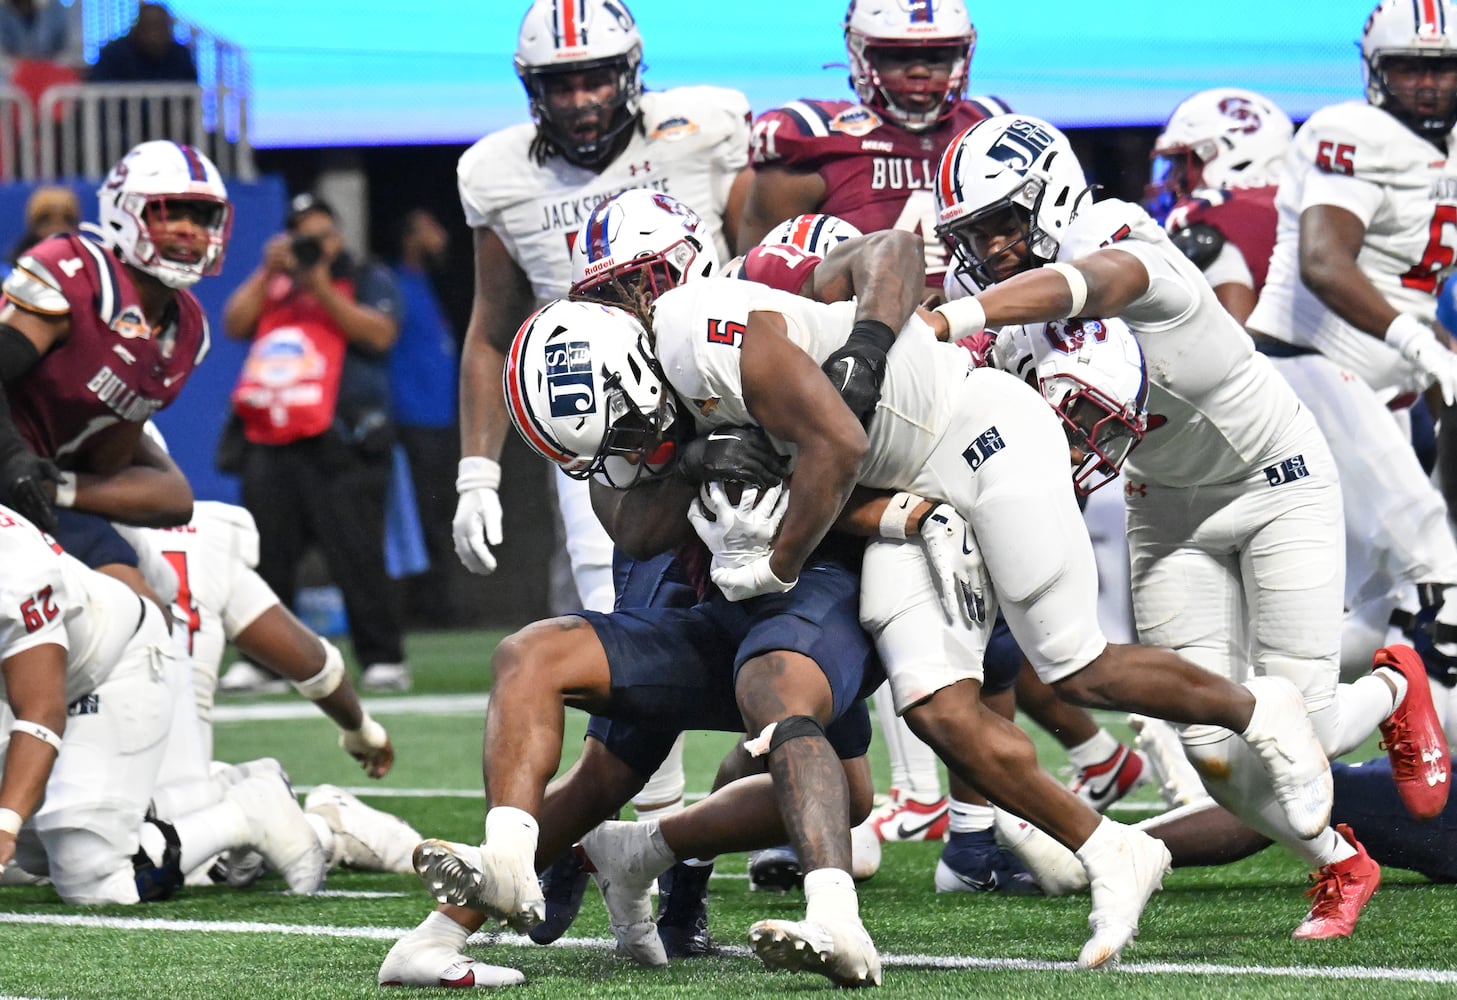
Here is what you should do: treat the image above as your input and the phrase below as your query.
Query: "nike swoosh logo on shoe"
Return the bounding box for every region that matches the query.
[890,812,945,840]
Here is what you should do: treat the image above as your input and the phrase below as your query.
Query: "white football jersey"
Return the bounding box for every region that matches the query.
[0,505,142,705]
[1062,199,1302,488]
[458,87,750,306]
[145,501,275,686]
[650,277,971,491]
[1247,102,1457,395]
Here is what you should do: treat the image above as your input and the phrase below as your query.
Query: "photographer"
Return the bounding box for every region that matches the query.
[222,194,410,692]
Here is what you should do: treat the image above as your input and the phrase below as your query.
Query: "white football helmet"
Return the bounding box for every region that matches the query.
[844,0,976,132]
[515,0,644,166]
[1362,0,1457,133]
[569,190,721,306]
[934,114,1090,289]
[760,213,864,258]
[1153,88,1293,193]
[504,299,679,488]
[97,141,231,289]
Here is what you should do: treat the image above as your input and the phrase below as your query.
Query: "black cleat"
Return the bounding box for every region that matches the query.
[528,847,591,945]
[747,845,803,893]
[656,860,716,957]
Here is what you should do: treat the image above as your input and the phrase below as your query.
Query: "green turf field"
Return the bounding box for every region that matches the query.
[2,628,1454,999]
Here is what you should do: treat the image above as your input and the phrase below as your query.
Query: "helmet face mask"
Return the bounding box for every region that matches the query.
[1047,375,1145,496]
[570,190,721,307]
[935,115,1089,290]
[98,141,231,289]
[504,300,680,489]
[515,0,645,167]
[1362,0,1457,136]
[844,0,975,132]
[941,195,1040,289]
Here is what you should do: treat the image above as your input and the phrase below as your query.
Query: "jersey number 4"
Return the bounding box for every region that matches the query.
[1401,205,1457,294]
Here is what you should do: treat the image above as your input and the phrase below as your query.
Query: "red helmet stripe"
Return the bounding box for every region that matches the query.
[558,0,580,48]
[938,126,972,209]
[1417,0,1445,35]
[175,142,207,182]
[791,214,816,249]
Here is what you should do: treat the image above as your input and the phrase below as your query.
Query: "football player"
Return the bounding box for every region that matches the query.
[1153,87,1292,324]
[0,141,227,597]
[1242,1,1457,733]
[449,0,751,901]
[932,111,1451,938]
[117,497,420,882]
[740,0,1008,294]
[0,504,326,904]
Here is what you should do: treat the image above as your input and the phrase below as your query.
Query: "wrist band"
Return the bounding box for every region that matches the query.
[0,808,21,836]
[878,491,925,540]
[933,296,987,340]
[1045,262,1089,316]
[11,719,61,752]
[291,639,345,700]
[340,712,388,753]
[456,456,501,493]
[54,472,77,509]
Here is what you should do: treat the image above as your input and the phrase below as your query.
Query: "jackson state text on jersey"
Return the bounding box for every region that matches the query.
[749,97,1009,285]
[2,232,210,459]
[457,87,750,307]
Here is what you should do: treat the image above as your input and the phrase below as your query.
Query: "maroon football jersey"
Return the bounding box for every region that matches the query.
[1168,185,1278,293]
[5,233,209,459]
[750,96,1009,287]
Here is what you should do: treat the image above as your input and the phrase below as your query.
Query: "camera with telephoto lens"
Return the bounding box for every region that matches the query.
[291,234,323,269]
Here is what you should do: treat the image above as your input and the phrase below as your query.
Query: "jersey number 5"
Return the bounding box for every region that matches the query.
[707,318,746,346]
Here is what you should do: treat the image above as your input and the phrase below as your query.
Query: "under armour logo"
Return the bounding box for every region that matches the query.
[1125,481,1147,498]
[1422,749,1449,785]
[628,160,652,176]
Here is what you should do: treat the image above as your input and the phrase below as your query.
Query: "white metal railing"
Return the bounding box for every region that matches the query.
[37,82,254,181]
[0,86,38,181]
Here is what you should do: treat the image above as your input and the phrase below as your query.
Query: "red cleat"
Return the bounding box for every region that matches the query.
[1291,824,1381,940]
[1374,645,1451,820]
[860,788,950,842]
[1069,743,1147,813]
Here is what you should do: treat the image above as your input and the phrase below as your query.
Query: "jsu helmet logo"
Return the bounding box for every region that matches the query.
[986,118,1056,171]
[544,337,596,418]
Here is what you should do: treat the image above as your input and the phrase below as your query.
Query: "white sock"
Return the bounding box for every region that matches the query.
[1372,666,1409,715]
[1073,816,1120,861]
[873,687,910,790]
[484,806,539,860]
[415,909,470,949]
[947,798,994,834]
[1305,826,1358,868]
[804,867,859,925]
[1067,729,1120,770]
[170,801,252,872]
[632,735,686,819]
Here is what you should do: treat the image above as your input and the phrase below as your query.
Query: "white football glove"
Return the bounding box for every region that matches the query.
[687,481,790,568]
[453,457,503,576]
[1386,313,1457,405]
[918,503,988,628]
[710,553,798,602]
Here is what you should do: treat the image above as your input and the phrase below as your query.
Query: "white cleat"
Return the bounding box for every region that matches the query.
[1240,676,1334,840]
[412,839,545,933]
[993,809,1088,897]
[1128,715,1212,810]
[227,773,327,894]
[1076,825,1171,970]
[304,784,421,874]
[748,917,882,988]
[579,821,669,967]
[378,936,524,989]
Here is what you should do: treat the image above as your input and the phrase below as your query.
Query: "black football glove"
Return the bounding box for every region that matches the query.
[822,319,896,426]
[0,445,61,534]
[676,424,790,487]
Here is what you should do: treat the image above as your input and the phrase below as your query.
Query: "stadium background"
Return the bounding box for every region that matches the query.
[0,0,1385,625]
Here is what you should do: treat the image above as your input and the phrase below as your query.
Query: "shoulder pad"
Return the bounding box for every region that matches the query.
[1296,103,1416,183]
[1062,199,1162,260]
[195,501,261,568]
[1168,222,1226,270]
[751,100,850,167]
[3,250,71,317]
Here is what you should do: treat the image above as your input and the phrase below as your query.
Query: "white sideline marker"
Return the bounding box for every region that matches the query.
[1,912,1456,984]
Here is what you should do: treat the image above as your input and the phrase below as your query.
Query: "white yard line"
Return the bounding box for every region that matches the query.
[213,693,491,723]
[0,912,1454,984]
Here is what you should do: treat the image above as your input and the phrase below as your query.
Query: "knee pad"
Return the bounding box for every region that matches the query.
[133,819,184,902]
[44,827,144,905]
